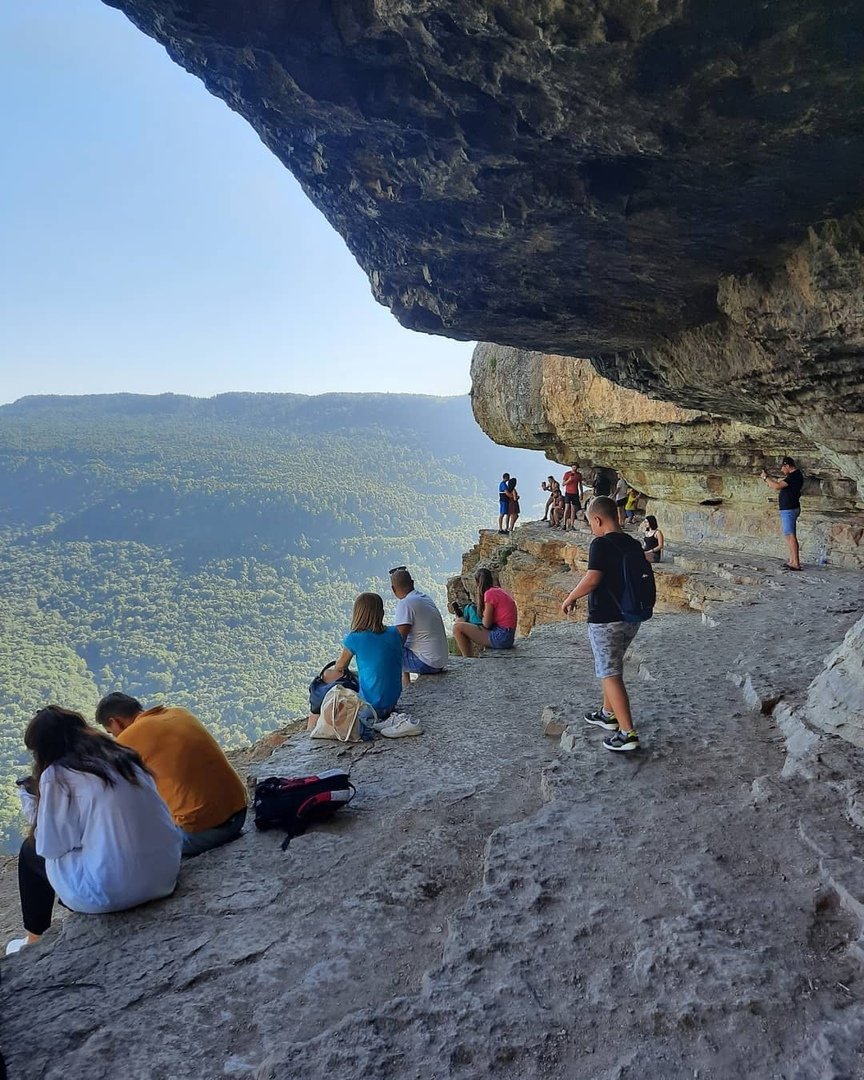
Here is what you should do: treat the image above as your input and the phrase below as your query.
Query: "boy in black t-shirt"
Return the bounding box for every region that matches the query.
[561,496,644,751]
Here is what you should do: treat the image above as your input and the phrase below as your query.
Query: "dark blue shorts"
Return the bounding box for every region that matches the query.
[499,500,510,515]
[489,627,515,650]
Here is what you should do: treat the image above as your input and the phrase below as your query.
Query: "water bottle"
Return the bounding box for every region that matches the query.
[817,543,828,567]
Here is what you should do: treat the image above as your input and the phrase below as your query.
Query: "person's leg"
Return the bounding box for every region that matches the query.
[181,807,247,859]
[453,620,492,657]
[18,839,55,941]
[786,531,801,569]
[618,503,626,526]
[403,646,442,687]
[586,624,640,746]
[602,676,633,732]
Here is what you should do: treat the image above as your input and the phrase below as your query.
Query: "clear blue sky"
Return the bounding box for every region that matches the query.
[0,1,475,403]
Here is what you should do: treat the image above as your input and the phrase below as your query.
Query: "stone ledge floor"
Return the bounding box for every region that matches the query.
[2,564,864,1079]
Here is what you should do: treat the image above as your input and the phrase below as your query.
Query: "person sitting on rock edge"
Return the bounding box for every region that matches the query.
[390,566,449,689]
[642,515,665,563]
[452,568,518,657]
[561,496,644,752]
[331,591,404,725]
[6,705,181,955]
[96,693,248,859]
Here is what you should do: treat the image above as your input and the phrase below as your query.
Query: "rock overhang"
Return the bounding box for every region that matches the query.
[103,0,864,355]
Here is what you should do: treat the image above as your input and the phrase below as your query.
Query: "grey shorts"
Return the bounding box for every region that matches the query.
[588,622,640,678]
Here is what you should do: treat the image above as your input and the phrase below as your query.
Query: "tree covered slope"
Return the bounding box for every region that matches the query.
[0,393,543,850]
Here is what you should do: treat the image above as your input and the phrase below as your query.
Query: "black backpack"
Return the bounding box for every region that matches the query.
[253,770,355,850]
[613,543,656,624]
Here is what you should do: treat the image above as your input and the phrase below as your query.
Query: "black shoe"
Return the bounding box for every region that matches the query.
[584,710,618,731]
[603,729,640,752]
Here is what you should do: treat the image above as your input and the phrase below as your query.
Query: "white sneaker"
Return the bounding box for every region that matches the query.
[5,937,28,956]
[370,718,391,733]
[380,716,423,738]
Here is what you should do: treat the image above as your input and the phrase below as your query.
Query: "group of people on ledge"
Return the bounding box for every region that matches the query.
[305,567,451,738]
[497,473,521,533]
[7,694,247,956]
[526,465,664,562]
[6,564,521,955]
[540,466,650,536]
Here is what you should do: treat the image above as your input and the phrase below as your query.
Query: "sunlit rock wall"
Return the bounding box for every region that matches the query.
[471,345,863,567]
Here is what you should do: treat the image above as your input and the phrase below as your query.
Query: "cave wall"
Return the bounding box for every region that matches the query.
[471,343,864,567]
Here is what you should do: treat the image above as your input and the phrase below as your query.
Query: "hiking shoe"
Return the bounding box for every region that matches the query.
[603,729,640,752]
[380,716,423,738]
[584,710,618,731]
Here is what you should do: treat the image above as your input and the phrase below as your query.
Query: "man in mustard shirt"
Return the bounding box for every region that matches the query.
[96,693,247,858]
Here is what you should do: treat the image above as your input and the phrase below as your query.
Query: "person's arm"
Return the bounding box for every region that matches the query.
[332,646,354,676]
[34,768,83,860]
[482,597,496,629]
[561,570,603,613]
[760,470,787,491]
[395,624,410,641]
[655,530,665,552]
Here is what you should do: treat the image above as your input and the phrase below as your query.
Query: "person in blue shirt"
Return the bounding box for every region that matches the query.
[497,472,511,533]
[332,592,403,720]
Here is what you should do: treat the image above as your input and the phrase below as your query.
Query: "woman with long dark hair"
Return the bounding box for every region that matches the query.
[452,568,518,657]
[505,477,520,533]
[642,515,665,563]
[6,705,182,955]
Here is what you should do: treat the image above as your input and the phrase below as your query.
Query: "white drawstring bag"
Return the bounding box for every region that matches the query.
[309,685,375,743]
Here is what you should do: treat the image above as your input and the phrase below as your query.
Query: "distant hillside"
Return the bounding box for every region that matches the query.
[0,393,546,850]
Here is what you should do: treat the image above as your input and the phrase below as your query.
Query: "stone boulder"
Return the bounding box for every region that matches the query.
[805,616,864,749]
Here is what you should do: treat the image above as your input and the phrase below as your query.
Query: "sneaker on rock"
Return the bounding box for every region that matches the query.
[380,715,423,738]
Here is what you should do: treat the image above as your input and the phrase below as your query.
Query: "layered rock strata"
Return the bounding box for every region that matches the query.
[447,523,805,636]
[472,346,864,567]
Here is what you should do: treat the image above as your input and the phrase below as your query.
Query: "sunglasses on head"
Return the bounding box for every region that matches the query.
[388,565,407,575]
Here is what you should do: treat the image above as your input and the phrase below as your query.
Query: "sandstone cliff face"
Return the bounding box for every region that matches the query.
[472,346,864,567]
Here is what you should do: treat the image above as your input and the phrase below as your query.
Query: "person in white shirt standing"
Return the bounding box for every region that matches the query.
[389,567,449,688]
[6,705,182,956]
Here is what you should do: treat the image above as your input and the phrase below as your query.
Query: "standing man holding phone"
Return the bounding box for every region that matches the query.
[760,456,804,571]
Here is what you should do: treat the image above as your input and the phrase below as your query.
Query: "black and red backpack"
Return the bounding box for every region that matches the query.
[253,770,355,850]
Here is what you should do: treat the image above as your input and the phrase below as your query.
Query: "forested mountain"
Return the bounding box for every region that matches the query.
[0,393,544,850]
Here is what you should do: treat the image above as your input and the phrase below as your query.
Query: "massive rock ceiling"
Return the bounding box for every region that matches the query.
[104,1,864,491]
[104,0,864,353]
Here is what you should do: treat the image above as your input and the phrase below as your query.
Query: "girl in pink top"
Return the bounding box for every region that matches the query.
[452,569,518,656]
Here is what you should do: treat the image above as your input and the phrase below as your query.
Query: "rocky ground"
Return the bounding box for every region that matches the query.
[2,554,864,1079]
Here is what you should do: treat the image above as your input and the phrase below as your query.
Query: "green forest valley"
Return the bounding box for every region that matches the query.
[0,392,543,851]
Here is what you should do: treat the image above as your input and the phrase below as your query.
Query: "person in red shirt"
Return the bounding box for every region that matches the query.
[561,464,583,530]
[452,568,518,656]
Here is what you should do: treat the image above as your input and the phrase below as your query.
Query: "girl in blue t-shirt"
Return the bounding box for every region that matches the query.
[332,593,403,719]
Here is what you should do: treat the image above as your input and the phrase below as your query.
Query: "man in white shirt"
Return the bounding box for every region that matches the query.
[389,567,449,688]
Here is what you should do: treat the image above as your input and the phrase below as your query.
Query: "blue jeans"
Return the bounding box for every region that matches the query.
[402,646,443,675]
[180,807,246,859]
